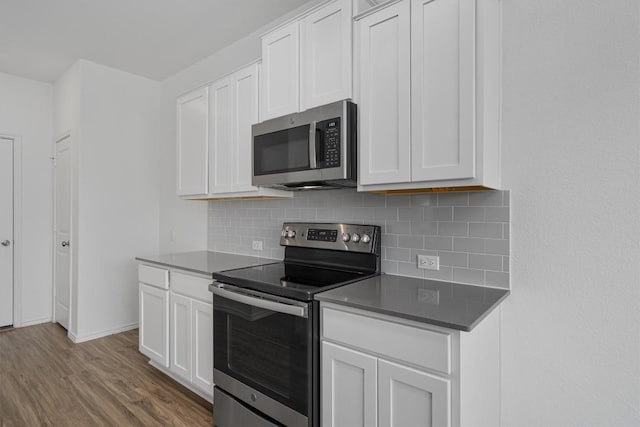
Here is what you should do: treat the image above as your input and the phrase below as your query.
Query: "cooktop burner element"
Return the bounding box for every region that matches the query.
[212,222,382,301]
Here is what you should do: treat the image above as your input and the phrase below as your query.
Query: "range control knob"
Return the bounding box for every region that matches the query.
[351,233,361,243]
[281,230,288,237]
[342,233,351,242]
[286,230,296,239]
[362,234,371,244]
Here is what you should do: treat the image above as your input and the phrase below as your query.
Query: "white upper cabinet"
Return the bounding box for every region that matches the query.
[300,0,353,110]
[411,0,475,182]
[357,0,411,185]
[176,88,208,195]
[177,62,291,200]
[357,0,501,192]
[261,22,300,121]
[260,0,353,121]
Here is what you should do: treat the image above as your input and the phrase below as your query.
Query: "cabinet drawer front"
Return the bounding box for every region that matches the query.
[322,307,451,375]
[138,264,169,289]
[172,271,212,302]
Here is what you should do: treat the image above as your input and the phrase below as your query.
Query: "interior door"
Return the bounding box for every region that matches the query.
[0,137,13,327]
[54,136,71,329]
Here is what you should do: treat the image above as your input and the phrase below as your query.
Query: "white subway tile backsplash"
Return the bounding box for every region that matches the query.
[453,206,485,221]
[207,189,510,289]
[425,266,453,282]
[438,222,469,237]
[425,236,453,251]
[469,254,503,271]
[453,268,485,286]
[398,235,424,249]
[386,248,412,262]
[469,222,503,238]
[424,207,453,221]
[438,192,469,206]
[486,271,509,288]
[469,191,503,206]
[439,251,469,268]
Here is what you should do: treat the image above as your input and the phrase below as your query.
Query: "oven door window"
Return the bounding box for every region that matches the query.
[254,125,310,176]
[214,294,311,416]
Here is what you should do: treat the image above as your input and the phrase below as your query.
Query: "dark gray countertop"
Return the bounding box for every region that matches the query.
[135,251,277,277]
[315,274,509,332]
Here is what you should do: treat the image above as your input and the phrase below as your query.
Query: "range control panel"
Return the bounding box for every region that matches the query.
[280,222,381,254]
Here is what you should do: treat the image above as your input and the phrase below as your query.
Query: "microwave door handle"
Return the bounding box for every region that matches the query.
[309,121,317,169]
[210,285,308,318]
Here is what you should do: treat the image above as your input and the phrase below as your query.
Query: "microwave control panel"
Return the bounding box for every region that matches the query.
[319,118,341,168]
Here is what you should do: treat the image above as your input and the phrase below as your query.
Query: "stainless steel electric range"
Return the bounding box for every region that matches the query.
[209,222,381,427]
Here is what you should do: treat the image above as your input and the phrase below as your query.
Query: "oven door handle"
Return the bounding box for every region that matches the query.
[210,284,308,318]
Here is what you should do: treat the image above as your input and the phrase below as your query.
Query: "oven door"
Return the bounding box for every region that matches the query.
[211,283,312,427]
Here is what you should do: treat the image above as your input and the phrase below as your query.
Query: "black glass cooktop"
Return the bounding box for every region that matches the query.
[212,262,376,302]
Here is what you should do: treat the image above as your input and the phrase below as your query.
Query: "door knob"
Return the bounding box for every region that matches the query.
[1,240,10,247]
[61,241,70,247]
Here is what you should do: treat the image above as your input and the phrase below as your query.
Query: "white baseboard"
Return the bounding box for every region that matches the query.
[70,322,139,343]
[15,317,53,328]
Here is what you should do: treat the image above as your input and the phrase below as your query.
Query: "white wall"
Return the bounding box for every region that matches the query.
[501,1,640,425]
[0,72,53,326]
[54,60,161,341]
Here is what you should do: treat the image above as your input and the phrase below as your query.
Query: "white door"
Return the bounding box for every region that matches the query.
[411,0,476,182]
[357,0,412,185]
[54,136,71,329]
[0,137,13,327]
[300,0,352,110]
[321,341,378,427]
[378,359,451,427]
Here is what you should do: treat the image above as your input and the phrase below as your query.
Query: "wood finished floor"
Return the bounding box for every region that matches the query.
[0,323,212,426]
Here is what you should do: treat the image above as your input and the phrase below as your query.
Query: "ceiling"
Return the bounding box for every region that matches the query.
[0,0,311,82]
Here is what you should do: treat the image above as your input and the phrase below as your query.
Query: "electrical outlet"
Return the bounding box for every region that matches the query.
[417,255,439,270]
[252,240,263,251]
[417,288,440,304]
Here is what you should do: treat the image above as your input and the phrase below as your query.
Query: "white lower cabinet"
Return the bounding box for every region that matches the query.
[138,264,213,400]
[139,283,169,367]
[169,272,214,397]
[378,359,450,427]
[321,303,501,427]
[138,264,170,367]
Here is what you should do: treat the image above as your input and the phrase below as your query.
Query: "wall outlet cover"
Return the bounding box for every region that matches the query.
[417,255,439,270]
[252,240,263,251]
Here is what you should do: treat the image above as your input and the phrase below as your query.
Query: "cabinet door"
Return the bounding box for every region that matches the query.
[300,0,352,110]
[378,359,450,427]
[411,0,475,182]
[177,88,208,195]
[209,77,234,194]
[170,292,192,381]
[191,299,213,394]
[261,21,300,121]
[357,0,411,185]
[232,63,260,192]
[321,342,377,427]
[139,284,169,367]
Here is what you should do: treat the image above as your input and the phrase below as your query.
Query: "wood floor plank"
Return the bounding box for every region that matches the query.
[0,323,212,426]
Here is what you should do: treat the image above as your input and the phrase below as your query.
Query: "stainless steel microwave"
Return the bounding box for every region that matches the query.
[251,100,356,190]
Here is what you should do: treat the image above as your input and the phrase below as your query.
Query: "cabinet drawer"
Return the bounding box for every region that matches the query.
[172,271,212,302]
[138,264,169,290]
[322,307,451,375]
